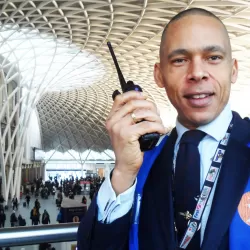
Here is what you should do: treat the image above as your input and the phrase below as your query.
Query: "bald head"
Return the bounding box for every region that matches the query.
[160,8,231,60]
[154,7,238,129]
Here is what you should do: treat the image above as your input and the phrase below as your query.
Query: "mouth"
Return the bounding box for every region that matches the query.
[184,92,215,107]
[184,92,214,99]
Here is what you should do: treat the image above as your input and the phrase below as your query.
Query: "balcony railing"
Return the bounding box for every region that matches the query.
[0,222,79,247]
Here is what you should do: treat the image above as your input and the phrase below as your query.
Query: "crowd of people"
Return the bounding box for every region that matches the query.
[0,174,105,225]
[0,197,52,228]
[57,175,104,204]
[0,177,57,250]
[0,174,105,249]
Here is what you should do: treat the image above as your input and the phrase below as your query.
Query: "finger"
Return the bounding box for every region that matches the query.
[114,120,167,144]
[114,90,147,104]
[107,99,157,128]
[132,121,167,137]
[110,116,166,143]
[107,113,135,138]
[109,111,163,134]
[132,109,163,124]
[109,91,147,117]
[112,90,121,100]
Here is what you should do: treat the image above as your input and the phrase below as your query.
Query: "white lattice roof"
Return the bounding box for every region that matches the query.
[0,0,250,153]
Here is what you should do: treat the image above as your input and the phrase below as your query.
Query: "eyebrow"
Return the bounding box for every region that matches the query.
[203,45,226,55]
[167,45,227,60]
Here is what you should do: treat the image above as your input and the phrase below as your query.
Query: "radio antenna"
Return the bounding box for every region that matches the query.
[107,41,127,92]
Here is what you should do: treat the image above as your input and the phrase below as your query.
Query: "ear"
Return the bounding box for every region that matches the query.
[154,63,164,88]
[231,58,238,84]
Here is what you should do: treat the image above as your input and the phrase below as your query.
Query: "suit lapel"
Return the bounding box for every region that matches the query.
[202,112,250,250]
[148,128,178,249]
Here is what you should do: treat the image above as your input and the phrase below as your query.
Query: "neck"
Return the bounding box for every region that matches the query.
[177,116,199,130]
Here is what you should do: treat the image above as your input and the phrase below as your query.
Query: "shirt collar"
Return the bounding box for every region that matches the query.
[175,104,232,145]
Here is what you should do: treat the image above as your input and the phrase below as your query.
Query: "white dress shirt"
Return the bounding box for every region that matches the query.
[97,104,232,243]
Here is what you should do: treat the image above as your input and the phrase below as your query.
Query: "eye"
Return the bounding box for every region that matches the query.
[208,55,222,61]
[172,58,186,64]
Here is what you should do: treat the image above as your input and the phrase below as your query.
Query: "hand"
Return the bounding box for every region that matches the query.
[106,91,167,195]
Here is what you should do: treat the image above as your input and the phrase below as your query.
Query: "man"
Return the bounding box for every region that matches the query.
[35,198,41,212]
[18,214,26,226]
[30,206,40,225]
[25,193,31,207]
[10,210,17,227]
[56,209,63,224]
[0,210,6,228]
[12,196,18,211]
[77,8,250,250]
[42,209,51,224]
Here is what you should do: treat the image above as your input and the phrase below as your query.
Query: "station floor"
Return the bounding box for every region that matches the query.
[2,193,91,250]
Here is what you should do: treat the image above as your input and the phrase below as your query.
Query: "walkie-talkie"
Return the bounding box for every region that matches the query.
[107,41,160,151]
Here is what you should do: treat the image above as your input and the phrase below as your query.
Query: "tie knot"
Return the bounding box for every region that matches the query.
[180,130,206,146]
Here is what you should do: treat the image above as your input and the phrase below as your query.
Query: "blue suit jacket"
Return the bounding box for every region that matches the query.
[77,112,250,250]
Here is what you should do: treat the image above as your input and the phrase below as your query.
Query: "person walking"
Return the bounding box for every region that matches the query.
[25,194,31,207]
[12,196,18,211]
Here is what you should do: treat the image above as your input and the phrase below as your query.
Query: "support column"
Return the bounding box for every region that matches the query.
[39,163,42,177]
[14,146,24,201]
[35,163,37,179]
[7,168,14,199]
[1,164,7,205]
[31,165,35,182]
[79,149,92,178]
[26,165,28,183]
[29,165,33,182]
[16,166,22,200]
[13,163,20,198]
[41,163,45,180]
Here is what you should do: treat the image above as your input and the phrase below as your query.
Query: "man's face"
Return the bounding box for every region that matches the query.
[154,15,238,128]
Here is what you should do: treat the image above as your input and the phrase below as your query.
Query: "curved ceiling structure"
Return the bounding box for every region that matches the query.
[0,0,250,153]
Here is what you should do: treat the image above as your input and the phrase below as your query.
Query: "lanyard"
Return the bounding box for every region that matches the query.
[177,118,234,249]
[129,117,234,250]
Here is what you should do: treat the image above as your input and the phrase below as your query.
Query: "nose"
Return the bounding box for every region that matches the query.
[187,58,209,82]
